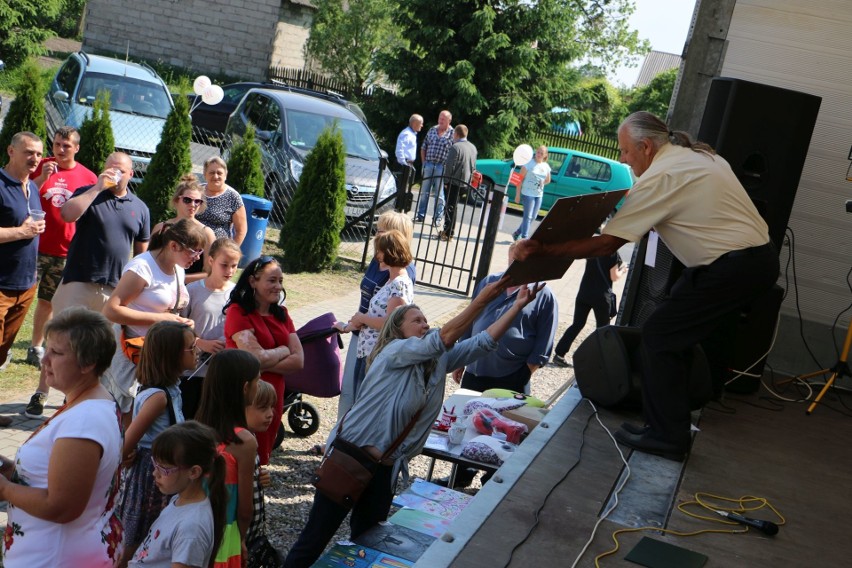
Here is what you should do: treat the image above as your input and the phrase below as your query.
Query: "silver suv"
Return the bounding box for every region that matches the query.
[45,52,174,182]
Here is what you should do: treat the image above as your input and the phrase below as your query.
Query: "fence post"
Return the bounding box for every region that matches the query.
[475,185,506,286]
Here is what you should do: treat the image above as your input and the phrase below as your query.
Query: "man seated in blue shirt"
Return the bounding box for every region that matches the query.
[438,242,558,488]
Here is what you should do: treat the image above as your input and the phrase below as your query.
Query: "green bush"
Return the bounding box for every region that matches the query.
[137,90,192,223]
[76,90,115,172]
[226,124,264,198]
[0,61,48,158]
[281,125,346,272]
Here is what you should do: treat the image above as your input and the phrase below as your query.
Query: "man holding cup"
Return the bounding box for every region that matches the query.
[21,127,98,417]
[50,152,150,316]
[0,132,45,398]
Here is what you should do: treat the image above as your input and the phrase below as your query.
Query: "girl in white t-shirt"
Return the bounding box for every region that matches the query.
[116,321,198,567]
[180,237,241,419]
[130,421,227,568]
[513,145,552,240]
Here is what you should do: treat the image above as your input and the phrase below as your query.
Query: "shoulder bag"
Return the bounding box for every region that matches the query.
[121,268,182,365]
[312,406,423,509]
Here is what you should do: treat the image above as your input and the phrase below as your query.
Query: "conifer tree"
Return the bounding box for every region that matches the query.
[0,61,48,156]
[226,123,264,198]
[281,125,346,272]
[76,90,115,172]
[137,90,192,222]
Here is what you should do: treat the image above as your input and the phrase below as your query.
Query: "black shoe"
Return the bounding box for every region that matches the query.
[414,215,425,223]
[620,422,649,436]
[438,232,453,242]
[613,429,688,462]
[24,392,47,419]
[552,354,572,368]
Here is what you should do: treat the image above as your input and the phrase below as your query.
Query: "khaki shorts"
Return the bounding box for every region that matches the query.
[36,253,66,302]
[51,281,115,315]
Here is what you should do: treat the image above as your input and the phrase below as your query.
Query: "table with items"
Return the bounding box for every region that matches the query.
[421,389,547,487]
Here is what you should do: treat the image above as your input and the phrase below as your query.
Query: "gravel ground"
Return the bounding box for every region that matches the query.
[261,320,593,558]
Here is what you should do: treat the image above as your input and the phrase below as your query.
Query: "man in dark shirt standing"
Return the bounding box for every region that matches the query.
[51,151,150,315]
[0,133,45,425]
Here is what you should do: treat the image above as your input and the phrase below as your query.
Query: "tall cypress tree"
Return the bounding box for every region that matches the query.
[226,123,264,198]
[281,125,346,272]
[137,92,192,222]
[76,90,115,172]
[0,61,48,156]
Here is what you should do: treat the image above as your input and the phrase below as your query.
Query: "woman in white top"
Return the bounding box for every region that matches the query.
[0,308,123,568]
[102,219,206,419]
[336,230,414,399]
[513,145,552,240]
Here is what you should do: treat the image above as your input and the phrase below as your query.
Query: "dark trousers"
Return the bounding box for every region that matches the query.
[442,182,462,236]
[554,299,611,357]
[460,365,532,395]
[639,244,779,445]
[283,464,395,567]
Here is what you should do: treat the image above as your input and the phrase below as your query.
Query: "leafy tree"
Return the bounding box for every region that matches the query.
[76,90,115,172]
[305,0,401,92]
[226,123,264,198]
[137,92,192,223]
[370,0,648,158]
[0,60,48,156]
[281,125,346,272]
[0,1,62,68]
[562,75,626,138]
[625,67,678,119]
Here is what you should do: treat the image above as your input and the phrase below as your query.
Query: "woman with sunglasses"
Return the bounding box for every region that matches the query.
[102,219,205,423]
[224,256,304,465]
[152,174,216,283]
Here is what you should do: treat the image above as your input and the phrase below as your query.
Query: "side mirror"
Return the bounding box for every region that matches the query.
[255,130,272,143]
[53,91,70,102]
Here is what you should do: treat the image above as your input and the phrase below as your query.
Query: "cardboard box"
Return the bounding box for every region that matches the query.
[503,406,548,432]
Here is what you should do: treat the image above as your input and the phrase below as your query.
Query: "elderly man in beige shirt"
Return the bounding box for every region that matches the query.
[516,111,778,461]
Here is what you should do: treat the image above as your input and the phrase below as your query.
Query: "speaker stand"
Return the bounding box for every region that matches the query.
[800,318,852,415]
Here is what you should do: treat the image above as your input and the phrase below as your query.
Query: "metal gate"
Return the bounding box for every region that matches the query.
[407,173,504,296]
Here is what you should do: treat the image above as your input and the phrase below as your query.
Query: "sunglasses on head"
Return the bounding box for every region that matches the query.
[253,255,277,275]
[180,196,204,206]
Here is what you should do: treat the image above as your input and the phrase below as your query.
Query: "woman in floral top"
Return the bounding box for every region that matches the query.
[336,230,414,399]
[0,308,123,568]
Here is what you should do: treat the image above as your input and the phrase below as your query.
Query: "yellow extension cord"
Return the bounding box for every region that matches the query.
[594,493,786,567]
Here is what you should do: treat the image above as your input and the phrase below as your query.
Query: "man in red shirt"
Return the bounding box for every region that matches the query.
[23,127,97,418]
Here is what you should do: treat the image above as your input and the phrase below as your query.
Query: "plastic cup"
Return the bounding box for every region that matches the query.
[29,210,46,222]
[448,424,466,445]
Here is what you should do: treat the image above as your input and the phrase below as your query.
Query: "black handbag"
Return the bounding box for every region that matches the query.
[247,534,284,568]
[312,407,423,509]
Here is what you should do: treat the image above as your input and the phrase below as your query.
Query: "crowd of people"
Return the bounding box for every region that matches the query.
[0,103,774,566]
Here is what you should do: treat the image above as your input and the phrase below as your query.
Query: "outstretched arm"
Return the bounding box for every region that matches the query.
[513,234,627,262]
[438,276,510,348]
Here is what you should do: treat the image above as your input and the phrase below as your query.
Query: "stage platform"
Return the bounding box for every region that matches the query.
[417,382,852,567]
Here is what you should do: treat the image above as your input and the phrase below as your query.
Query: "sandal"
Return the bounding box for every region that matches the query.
[308,444,325,456]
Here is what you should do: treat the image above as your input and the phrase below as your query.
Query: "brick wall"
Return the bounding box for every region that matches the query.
[82,0,282,80]
[270,2,314,70]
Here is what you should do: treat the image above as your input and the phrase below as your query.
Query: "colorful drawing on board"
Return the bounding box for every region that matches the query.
[392,479,473,520]
[388,507,452,538]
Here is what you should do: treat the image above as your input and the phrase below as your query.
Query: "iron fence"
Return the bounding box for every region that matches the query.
[536,131,620,161]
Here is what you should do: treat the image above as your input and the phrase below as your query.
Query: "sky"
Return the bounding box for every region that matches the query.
[609,0,698,87]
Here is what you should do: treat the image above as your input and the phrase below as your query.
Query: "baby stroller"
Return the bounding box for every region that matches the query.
[274,312,343,446]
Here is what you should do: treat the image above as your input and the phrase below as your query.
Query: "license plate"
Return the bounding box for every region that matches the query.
[344,206,365,217]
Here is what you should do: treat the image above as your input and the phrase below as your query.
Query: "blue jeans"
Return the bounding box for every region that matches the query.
[416,162,445,220]
[516,194,542,238]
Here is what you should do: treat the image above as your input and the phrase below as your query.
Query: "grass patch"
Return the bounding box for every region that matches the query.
[0,233,368,403]
[0,64,56,97]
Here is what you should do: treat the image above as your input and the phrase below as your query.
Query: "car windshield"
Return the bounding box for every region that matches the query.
[77,72,172,119]
[285,109,379,159]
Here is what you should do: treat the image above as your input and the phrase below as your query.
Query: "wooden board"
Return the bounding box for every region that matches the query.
[505,190,628,285]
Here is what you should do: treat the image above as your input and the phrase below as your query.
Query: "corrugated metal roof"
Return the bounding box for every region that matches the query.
[635,50,682,87]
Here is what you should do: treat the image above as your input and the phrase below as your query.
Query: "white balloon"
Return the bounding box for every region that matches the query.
[201,84,224,106]
[193,75,211,96]
[513,144,534,166]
